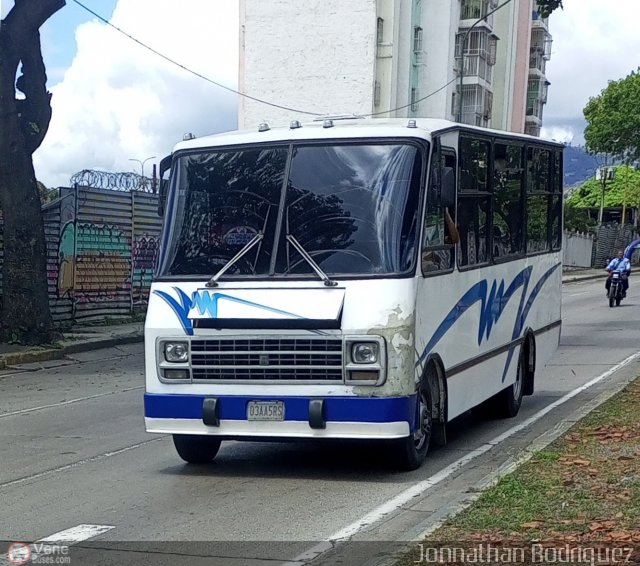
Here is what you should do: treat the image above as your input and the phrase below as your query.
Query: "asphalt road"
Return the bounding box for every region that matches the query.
[1,278,639,566]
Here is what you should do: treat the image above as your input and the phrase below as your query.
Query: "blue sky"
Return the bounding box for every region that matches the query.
[40,1,118,85]
[4,0,640,187]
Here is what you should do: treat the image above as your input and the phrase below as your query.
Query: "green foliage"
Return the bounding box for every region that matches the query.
[37,181,58,204]
[583,69,640,161]
[537,0,563,18]
[565,165,640,208]
[563,202,597,232]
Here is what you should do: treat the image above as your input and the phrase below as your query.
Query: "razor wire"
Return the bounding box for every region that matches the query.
[70,170,156,193]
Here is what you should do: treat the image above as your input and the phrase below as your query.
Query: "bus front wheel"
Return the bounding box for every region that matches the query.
[395,382,433,470]
[173,434,221,464]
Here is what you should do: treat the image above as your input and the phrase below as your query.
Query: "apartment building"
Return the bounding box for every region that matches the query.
[238,0,552,135]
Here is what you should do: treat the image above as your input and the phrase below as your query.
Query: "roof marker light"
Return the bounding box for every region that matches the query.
[323,119,334,129]
[407,120,417,128]
[258,122,270,132]
[183,132,196,140]
[290,120,302,129]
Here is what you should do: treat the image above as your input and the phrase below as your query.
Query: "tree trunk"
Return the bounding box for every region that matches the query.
[0,0,65,344]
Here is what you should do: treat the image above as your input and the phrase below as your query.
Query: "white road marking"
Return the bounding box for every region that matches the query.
[1,525,114,566]
[569,292,587,296]
[284,349,640,565]
[0,438,165,490]
[37,524,114,543]
[0,386,144,419]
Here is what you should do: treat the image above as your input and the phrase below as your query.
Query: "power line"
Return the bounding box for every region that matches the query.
[367,77,459,117]
[70,0,323,116]
[70,0,464,122]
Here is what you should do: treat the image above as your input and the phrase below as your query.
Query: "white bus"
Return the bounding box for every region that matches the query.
[145,118,563,470]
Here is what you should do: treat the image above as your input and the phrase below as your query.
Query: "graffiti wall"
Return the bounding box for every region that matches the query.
[0,186,162,325]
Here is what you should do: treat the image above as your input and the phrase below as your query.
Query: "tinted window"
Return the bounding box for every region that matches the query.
[526,147,554,254]
[458,137,490,267]
[158,143,424,278]
[278,144,422,275]
[493,143,524,259]
[422,150,457,275]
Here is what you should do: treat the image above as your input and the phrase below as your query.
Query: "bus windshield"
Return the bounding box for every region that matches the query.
[158,141,424,278]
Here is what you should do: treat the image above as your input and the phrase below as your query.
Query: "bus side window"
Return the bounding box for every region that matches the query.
[457,137,490,268]
[421,149,456,275]
[526,147,553,254]
[492,143,525,259]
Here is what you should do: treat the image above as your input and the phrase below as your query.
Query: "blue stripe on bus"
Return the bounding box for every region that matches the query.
[144,393,417,424]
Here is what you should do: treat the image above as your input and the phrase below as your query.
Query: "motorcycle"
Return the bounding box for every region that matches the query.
[607,270,626,307]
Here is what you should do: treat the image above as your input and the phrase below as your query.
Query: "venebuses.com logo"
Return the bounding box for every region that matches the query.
[6,541,70,564]
[6,542,31,565]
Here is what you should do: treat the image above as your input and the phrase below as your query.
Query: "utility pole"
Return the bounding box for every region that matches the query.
[597,155,613,226]
[129,156,156,179]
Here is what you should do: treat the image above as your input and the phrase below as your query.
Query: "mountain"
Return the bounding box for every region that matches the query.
[563,145,618,189]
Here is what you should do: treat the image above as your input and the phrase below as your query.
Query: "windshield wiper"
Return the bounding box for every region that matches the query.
[205,232,264,287]
[286,234,338,287]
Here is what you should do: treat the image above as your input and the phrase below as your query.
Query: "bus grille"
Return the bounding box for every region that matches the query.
[190,338,343,382]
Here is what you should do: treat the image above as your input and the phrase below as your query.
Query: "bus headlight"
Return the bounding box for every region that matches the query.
[352,342,379,364]
[164,341,189,363]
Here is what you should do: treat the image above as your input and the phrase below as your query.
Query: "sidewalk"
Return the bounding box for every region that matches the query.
[561,267,606,283]
[0,267,607,370]
[0,321,144,371]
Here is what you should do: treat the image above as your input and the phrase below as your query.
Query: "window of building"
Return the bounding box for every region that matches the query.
[377,17,384,44]
[413,26,423,53]
[411,88,419,112]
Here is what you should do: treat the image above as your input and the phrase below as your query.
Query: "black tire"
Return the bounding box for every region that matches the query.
[394,381,432,471]
[609,294,615,308]
[476,350,525,419]
[616,296,622,306]
[173,434,221,464]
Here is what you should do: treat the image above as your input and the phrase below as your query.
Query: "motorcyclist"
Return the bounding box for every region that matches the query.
[605,250,631,297]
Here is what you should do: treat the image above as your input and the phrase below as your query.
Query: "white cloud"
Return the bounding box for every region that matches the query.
[544,0,640,142]
[540,126,574,145]
[34,0,239,187]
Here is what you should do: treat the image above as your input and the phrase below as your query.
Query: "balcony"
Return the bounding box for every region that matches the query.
[531,10,549,31]
[529,51,547,76]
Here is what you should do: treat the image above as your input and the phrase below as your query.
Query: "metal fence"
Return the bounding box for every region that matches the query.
[592,223,638,268]
[1,185,162,326]
[562,230,594,268]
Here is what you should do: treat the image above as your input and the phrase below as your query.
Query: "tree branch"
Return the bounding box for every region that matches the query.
[1,0,66,154]
[4,0,66,34]
[16,30,53,153]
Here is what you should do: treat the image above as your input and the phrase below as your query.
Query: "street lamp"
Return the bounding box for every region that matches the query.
[129,156,156,178]
[457,0,512,124]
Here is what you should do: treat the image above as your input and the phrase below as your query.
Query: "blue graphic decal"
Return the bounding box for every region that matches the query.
[154,288,305,336]
[417,263,561,381]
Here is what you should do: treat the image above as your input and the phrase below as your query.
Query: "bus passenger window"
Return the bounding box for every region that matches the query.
[526,147,553,254]
[493,143,524,259]
[421,149,456,275]
[457,137,490,268]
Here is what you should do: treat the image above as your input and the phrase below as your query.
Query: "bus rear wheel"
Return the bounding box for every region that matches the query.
[173,434,221,464]
[494,350,525,418]
[395,382,432,470]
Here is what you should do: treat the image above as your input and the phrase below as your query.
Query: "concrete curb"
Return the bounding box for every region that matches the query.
[374,366,640,566]
[0,332,144,370]
[562,273,606,284]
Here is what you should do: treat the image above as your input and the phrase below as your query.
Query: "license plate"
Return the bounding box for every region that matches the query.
[247,401,285,421]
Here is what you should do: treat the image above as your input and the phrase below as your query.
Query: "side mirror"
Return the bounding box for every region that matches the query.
[157,154,172,216]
